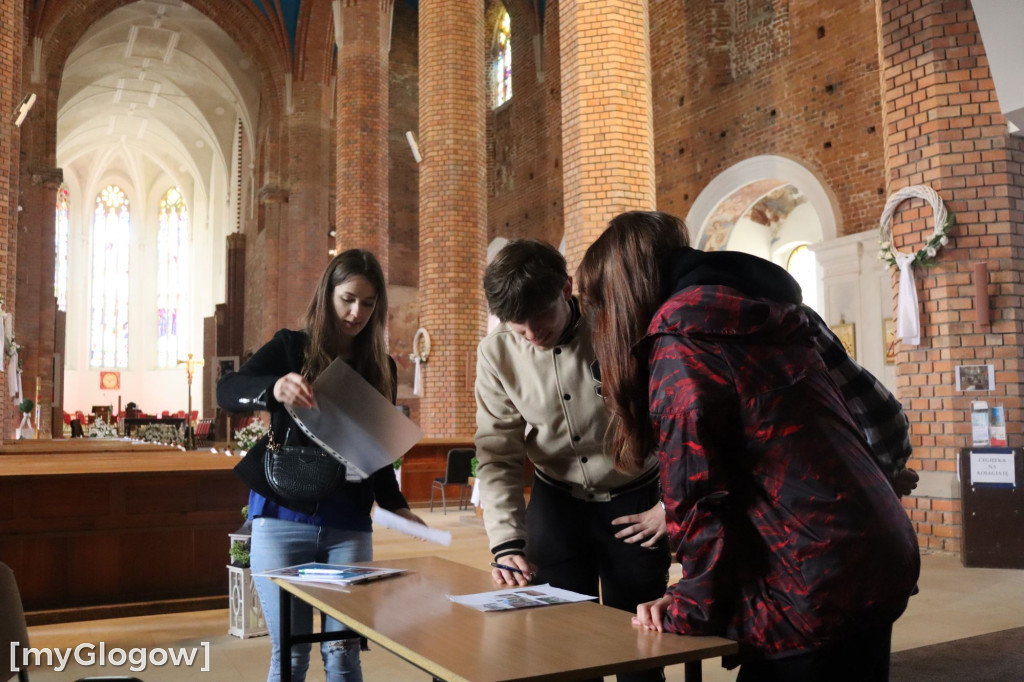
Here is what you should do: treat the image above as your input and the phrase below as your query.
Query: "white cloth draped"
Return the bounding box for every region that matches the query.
[894,251,921,346]
[412,357,423,396]
[7,351,20,398]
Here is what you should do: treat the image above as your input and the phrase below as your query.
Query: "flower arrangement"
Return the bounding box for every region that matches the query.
[87,417,119,439]
[136,422,185,445]
[878,185,955,268]
[234,420,269,450]
[5,336,23,370]
[17,398,33,414]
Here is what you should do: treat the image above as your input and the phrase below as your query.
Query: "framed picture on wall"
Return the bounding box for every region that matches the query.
[830,322,856,359]
[210,356,239,407]
[956,364,995,392]
[883,318,897,364]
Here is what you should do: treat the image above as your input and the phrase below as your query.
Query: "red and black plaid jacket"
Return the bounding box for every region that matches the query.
[643,284,919,659]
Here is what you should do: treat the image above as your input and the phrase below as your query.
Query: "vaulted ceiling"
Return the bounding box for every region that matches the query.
[57,0,260,202]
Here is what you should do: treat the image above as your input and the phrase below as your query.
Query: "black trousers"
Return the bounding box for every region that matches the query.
[526,474,672,682]
[735,623,894,682]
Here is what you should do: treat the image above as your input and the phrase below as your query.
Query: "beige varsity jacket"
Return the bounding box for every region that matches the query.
[474,313,658,552]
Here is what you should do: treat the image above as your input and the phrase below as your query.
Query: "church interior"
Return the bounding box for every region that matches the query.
[2,0,1024,679]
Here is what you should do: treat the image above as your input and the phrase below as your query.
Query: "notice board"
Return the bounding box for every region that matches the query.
[959,448,1024,568]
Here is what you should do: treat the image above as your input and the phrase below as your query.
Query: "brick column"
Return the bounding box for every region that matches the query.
[283,78,333,330]
[878,0,1024,552]
[15,168,62,437]
[335,0,393,275]
[1,0,23,434]
[560,0,655,272]
[417,0,486,437]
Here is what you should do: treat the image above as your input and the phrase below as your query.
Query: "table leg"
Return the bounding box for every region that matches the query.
[280,587,292,682]
[684,660,702,682]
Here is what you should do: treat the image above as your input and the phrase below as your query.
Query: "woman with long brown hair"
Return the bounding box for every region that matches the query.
[219,249,424,682]
[577,211,919,681]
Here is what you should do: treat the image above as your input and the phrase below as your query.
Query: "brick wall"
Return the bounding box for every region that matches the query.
[14,168,61,436]
[389,1,420,288]
[486,0,564,248]
[1,0,23,434]
[878,0,1024,553]
[651,0,887,236]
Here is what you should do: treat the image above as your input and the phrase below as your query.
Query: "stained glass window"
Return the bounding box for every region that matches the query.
[157,187,189,368]
[89,185,131,368]
[491,8,512,108]
[54,185,70,312]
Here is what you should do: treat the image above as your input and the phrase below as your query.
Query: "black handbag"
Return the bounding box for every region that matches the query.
[263,428,345,508]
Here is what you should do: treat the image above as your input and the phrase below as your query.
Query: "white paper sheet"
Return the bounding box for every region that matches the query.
[373,507,452,546]
[285,358,423,479]
[448,584,596,612]
[969,451,1016,487]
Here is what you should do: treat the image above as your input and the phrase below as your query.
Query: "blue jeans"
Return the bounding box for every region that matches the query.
[251,517,373,682]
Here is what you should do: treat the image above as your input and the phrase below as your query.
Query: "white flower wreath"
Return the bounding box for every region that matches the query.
[878,185,955,267]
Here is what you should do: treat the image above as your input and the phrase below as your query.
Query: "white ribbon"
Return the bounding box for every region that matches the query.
[412,356,423,396]
[894,251,921,346]
[7,351,19,398]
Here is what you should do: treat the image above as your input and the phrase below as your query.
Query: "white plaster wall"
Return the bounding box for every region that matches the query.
[809,230,896,392]
[725,217,771,259]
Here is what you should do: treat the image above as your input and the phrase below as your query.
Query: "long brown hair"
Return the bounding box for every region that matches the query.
[577,211,690,472]
[302,249,394,400]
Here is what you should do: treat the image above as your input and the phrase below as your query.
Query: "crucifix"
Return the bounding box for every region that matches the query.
[177,353,205,449]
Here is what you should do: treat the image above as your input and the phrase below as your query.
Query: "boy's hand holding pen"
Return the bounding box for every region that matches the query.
[490,557,534,586]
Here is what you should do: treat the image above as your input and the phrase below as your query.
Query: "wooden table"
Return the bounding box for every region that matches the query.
[272,556,736,682]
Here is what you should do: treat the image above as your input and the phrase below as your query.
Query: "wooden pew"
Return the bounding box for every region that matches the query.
[0,439,182,455]
[0,446,249,624]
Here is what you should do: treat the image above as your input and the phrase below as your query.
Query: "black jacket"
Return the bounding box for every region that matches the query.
[217,328,407,519]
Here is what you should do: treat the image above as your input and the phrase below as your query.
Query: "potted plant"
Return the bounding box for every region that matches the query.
[229,539,251,568]
[393,457,403,490]
[16,398,34,439]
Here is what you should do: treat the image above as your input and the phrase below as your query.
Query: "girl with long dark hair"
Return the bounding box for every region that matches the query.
[577,211,919,681]
[219,249,424,682]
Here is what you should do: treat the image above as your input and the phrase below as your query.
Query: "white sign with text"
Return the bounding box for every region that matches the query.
[969,452,1016,486]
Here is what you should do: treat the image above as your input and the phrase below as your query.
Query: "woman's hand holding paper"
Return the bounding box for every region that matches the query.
[273,372,318,409]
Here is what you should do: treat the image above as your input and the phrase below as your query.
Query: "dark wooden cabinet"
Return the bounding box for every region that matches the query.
[0,446,248,623]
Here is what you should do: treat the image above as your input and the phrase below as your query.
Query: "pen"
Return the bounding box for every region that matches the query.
[298,568,344,576]
[489,562,525,574]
